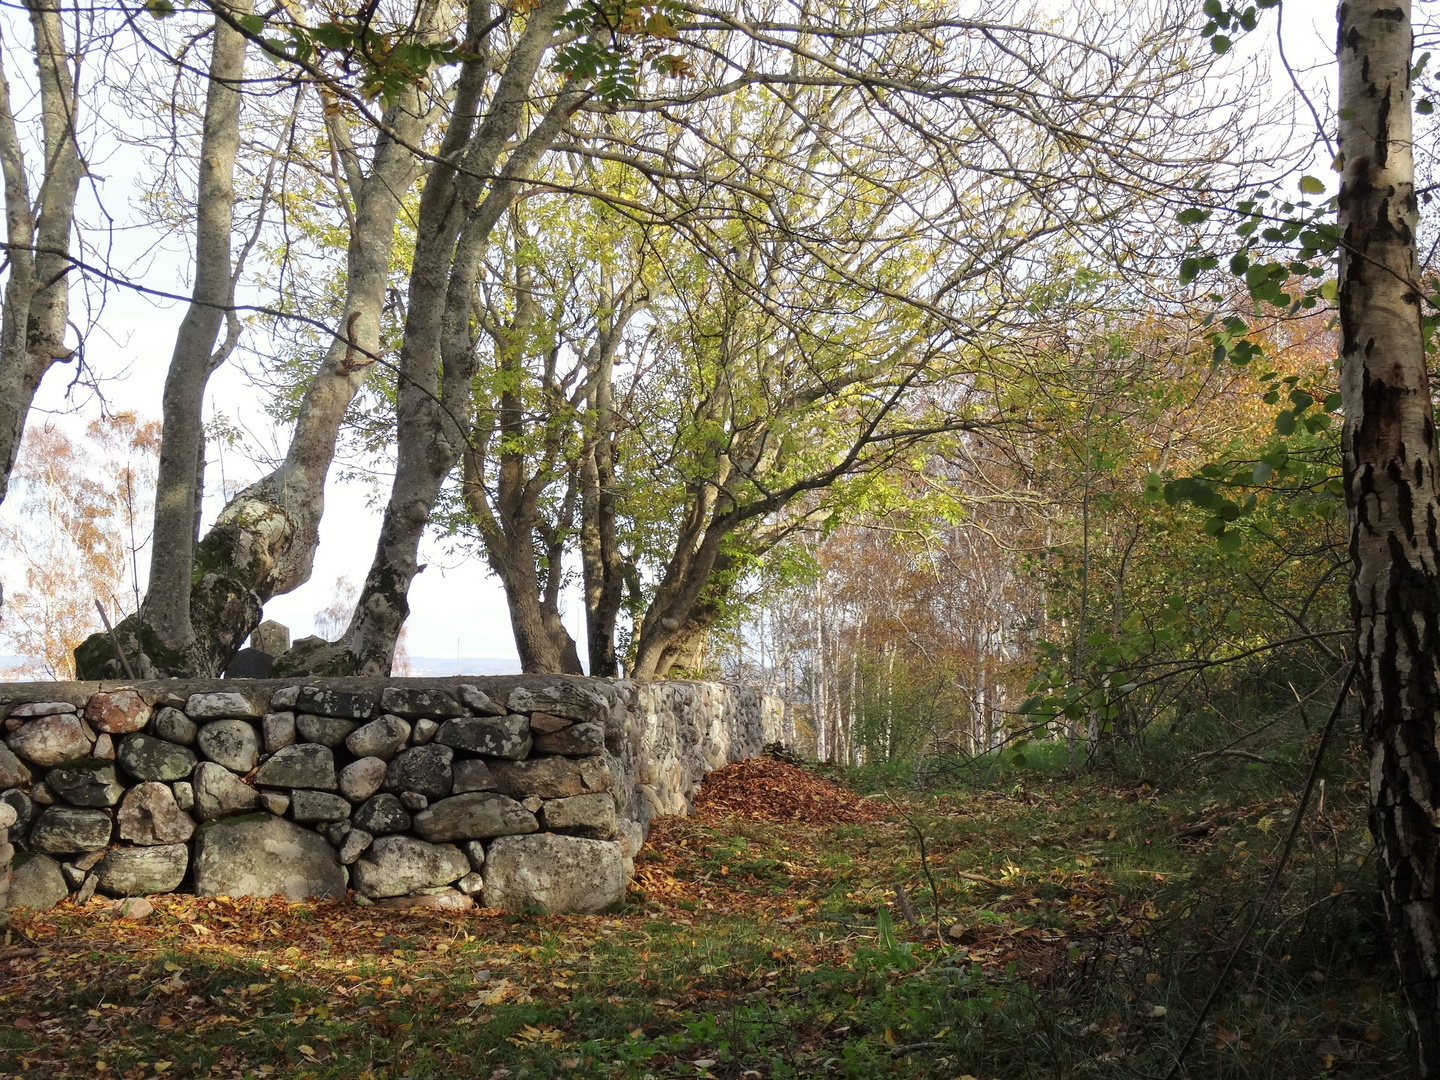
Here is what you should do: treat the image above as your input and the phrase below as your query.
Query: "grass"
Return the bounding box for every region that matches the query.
[0,751,1405,1080]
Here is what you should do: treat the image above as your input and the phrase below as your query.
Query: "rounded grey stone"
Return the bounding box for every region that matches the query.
[94,844,188,896]
[289,789,351,823]
[482,834,625,914]
[345,715,411,761]
[435,715,531,760]
[296,714,359,748]
[383,743,453,800]
[197,719,259,773]
[352,793,410,836]
[45,759,125,807]
[7,714,90,767]
[117,733,197,783]
[0,788,34,834]
[411,792,539,843]
[0,743,32,789]
[7,853,68,910]
[152,707,198,746]
[117,782,196,845]
[193,815,345,901]
[350,834,468,899]
[193,761,261,821]
[262,712,296,752]
[253,743,336,790]
[339,757,387,802]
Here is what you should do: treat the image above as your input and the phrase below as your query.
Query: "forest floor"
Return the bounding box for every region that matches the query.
[0,753,1407,1080]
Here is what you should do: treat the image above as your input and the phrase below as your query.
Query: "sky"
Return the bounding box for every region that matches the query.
[0,1,1339,673]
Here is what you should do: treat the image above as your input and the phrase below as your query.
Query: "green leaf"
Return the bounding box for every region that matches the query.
[238,13,264,33]
[1298,175,1326,195]
[1177,207,1212,225]
[1275,410,1297,436]
[1323,392,1343,412]
[144,0,174,17]
[1419,100,1435,115]
[1211,35,1232,54]
[1252,460,1273,484]
[1179,257,1201,285]
[1319,278,1339,300]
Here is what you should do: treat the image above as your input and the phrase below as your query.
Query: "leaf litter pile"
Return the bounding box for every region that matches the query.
[691,755,887,824]
[0,767,1403,1079]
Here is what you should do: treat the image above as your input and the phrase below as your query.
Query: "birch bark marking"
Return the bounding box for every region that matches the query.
[1337,2,1440,1073]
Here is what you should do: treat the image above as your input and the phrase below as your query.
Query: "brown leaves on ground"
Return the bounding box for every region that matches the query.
[692,755,888,824]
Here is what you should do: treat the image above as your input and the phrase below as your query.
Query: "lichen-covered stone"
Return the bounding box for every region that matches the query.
[152,707,198,746]
[482,834,624,913]
[380,687,465,719]
[400,791,428,811]
[197,719,259,773]
[46,759,126,807]
[85,690,151,734]
[253,744,336,790]
[411,792,538,843]
[534,721,605,758]
[456,871,484,895]
[0,789,35,834]
[7,701,77,718]
[295,714,358,748]
[345,715,411,761]
[541,793,617,839]
[172,781,194,811]
[93,844,187,896]
[262,712,296,752]
[0,744,31,790]
[353,793,411,835]
[528,711,573,734]
[117,734,197,782]
[383,744,453,800]
[410,718,438,744]
[507,680,611,724]
[185,691,263,719]
[294,686,376,719]
[7,714,91,767]
[92,733,115,759]
[339,757,387,802]
[7,853,68,909]
[458,685,507,716]
[30,806,112,853]
[350,835,468,898]
[289,789,351,823]
[258,791,289,815]
[338,828,373,865]
[193,814,345,901]
[269,686,299,709]
[488,756,612,800]
[435,715,531,760]
[462,839,485,870]
[118,782,195,845]
[452,758,497,794]
[192,762,260,821]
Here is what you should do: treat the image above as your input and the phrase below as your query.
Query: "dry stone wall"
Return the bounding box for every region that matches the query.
[0,676,782,918]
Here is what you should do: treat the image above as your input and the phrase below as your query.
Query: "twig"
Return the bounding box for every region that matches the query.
[93,599,136,681]
[894,884,919,929]
[954,870,1009,888]
[885,793,944,941]
[1158,662,1355,1080]
[891,1041,939,1057]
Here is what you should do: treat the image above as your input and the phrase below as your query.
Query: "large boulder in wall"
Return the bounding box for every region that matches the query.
[193,814,345,901]
[482,834,625,913]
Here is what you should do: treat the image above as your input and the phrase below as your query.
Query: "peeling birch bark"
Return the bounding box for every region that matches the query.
[1338,2,1440,1073]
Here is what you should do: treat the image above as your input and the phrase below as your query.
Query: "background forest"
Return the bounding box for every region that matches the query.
[4,0,1440,1075]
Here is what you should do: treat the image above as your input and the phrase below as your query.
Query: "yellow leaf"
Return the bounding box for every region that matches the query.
[298,1045,316,1057]
[884,1028,896,1045]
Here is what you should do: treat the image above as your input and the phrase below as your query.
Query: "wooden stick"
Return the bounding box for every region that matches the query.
[94,599,137,681]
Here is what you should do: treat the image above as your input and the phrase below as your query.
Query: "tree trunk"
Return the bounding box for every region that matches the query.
[75,20,436,678]
[0,0,83,508]
[1337,2,1440,1074]
[141,0,252,668]
[336,1,585,675]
